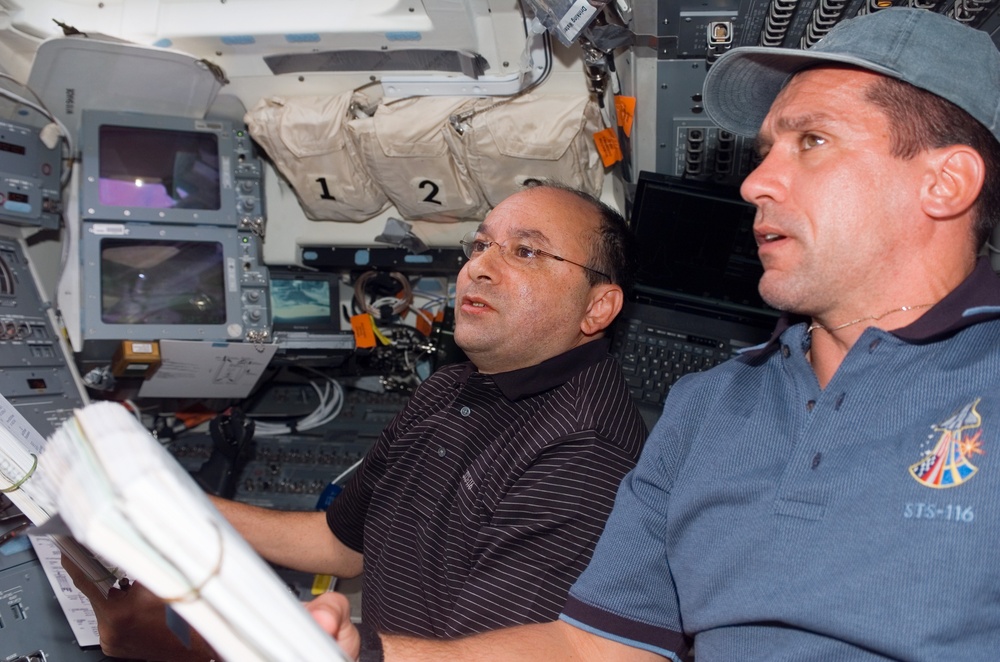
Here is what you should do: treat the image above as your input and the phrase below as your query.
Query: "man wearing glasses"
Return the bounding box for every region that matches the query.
[68,182,647,659]
[311,8,1000,662]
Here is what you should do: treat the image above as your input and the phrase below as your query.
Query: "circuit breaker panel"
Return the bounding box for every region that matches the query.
[0,235,106,660]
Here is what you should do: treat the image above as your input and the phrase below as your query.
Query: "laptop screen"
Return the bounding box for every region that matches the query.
[629,171,774,319]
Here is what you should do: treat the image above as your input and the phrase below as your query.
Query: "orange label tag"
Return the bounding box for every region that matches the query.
[415,309,434,336]
[594,127,623,167]
[614,95,636,137]
[350,313,377,349]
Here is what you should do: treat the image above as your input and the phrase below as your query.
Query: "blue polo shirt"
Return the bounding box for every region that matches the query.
[562,258,1000,661]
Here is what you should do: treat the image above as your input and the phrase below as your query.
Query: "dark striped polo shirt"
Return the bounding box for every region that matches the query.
[327,338,647,638]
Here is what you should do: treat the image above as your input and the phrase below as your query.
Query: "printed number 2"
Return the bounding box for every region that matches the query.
[316,177,336,200]
[419,180,442,205]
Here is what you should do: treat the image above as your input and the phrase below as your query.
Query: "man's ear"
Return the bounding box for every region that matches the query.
[922,145,985,220]
[581,284,624,336]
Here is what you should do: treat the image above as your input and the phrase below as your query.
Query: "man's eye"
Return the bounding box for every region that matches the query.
[511,244,537,260]
[470,240,491,253]
[801,134,826,150]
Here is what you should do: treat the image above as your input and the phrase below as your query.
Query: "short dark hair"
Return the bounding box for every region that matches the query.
[865,74,1000,248]
[522,180,638,296]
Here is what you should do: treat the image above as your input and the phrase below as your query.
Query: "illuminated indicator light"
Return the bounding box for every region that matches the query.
[221,35,256,45]
[385,31,422,41]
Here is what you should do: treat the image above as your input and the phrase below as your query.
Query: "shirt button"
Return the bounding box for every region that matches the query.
[806,400,816,412]
[869,339,881,352]
[781,345,791,358]
[438,447,447,457]
[460,406,471,417]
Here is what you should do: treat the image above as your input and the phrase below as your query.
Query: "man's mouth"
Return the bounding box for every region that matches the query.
[462,295,492,311]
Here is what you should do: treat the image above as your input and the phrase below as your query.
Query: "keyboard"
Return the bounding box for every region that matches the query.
[611,317,732,411]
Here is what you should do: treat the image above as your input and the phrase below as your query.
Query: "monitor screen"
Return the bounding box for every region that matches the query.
[630,172,767,311]
[269,270,340,333]
[77,221,271,347]
[79,110,265,227]
[98,125,221,211]
[100,238,226,325]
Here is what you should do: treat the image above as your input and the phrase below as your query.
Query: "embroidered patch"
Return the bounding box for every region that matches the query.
[909,398,985,489]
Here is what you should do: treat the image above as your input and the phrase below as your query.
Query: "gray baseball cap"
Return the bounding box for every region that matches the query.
[703,8,1000,143]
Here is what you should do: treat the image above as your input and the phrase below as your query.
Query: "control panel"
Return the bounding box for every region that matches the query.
[169,387,409,510]
[0,235,105,661]
[0,119,62,229]
[232,126,265,235]
[236,229,270,343]
[0,237,85,429]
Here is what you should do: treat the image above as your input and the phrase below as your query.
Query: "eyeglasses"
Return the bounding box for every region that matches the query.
[460,231,610,281]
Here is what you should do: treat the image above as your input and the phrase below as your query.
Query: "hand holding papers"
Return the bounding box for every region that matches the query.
[0,392,120,598]
[38,401,352,662]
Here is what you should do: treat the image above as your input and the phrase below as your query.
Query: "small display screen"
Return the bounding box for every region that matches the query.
[632,179,766,310]
[100,238,226,325]
[98,125,221,210]
[270,274,338,333]
[0,141,26,156]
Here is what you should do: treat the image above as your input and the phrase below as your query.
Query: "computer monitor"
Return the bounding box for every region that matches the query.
[629,172,768,313]
[78,221,270,346]
[269,269,341,334]
[79,110,264,227]
[268,268,354,363]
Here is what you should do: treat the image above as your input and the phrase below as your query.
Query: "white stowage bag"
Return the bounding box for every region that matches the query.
[451,92,606,206]
[245,92,390,222]
[347,95,491,222]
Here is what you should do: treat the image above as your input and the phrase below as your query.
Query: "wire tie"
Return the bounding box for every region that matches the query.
[1,454,37,493]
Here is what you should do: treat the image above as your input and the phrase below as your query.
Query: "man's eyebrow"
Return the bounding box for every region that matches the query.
[510,228,549,243]
[754,112,834,154]
[776,112,832,133]
[477,224,552,246]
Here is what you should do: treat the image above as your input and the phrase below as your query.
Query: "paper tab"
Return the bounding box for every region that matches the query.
[594,127,623,167]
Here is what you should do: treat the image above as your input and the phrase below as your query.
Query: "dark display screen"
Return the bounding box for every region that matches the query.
[100,238,226,325]
[631,175,767,310]
[0,141,26,156]
[98,125,221,210]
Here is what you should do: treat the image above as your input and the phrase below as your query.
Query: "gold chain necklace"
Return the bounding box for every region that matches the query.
[807,303,934,334]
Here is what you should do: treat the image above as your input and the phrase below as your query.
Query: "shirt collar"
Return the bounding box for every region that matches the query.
[455,338,612,402]
[751,256,1000,354]
[892,256,1000,342]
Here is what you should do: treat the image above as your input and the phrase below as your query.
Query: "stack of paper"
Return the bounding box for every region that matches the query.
[0,393,120,597]
[38,401,352,662]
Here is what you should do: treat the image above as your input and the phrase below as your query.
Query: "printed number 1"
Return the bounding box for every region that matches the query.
[316,177,336,200]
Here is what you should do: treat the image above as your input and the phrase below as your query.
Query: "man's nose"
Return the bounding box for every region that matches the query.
[466,243,505,279]
[740,149,784,206]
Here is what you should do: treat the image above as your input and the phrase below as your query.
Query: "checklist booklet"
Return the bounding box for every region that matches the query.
[29,400,351,662]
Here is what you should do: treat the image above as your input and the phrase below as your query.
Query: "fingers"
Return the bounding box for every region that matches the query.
[60,553,108,602]
[306,592,351,632]
[306,593,361,659]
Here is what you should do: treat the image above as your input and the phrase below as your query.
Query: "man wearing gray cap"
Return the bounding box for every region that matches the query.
[307,8,1000,661]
